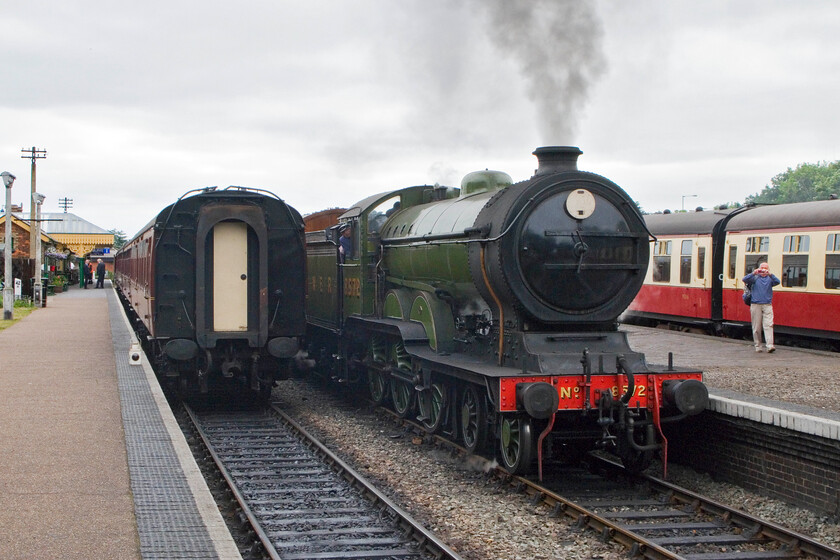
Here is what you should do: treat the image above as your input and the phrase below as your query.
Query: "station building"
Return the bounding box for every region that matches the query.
[0,212,114,296]
[37,212,116,275]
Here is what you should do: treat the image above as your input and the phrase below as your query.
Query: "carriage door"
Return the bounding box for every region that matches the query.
[213,221,248,331]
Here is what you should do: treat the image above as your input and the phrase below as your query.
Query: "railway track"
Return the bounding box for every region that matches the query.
[380,407,840,560]
[519,456,840,560]
[182,402,462,560]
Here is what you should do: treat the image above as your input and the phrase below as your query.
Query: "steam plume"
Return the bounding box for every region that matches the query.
[477,0,606,143]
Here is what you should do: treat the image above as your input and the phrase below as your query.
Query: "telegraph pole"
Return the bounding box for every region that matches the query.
[21,147,47,261]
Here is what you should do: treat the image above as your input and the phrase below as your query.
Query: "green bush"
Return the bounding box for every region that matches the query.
[0,297,34,309]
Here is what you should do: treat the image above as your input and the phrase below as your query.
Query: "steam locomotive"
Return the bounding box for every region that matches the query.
[114,187,307,398]
[304,147,708,476]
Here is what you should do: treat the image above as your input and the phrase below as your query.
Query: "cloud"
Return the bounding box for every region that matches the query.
[1,0,838,236]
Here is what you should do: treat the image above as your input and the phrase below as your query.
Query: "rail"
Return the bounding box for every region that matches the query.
[184,402,463,560]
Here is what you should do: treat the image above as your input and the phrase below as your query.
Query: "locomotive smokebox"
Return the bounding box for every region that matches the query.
[532,146,582,176]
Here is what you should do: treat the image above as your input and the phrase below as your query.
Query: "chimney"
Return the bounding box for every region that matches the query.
[532,146,582,176]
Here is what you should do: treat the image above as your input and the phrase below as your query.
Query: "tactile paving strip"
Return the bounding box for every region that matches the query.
[107,290,225,559]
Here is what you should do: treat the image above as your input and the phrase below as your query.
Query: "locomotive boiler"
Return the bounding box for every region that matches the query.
[305,147,708,476]
[114,186,307,398]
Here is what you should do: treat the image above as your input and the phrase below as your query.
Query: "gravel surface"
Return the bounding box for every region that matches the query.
[274,378,840,559]
[703,364,838,412]
[665,467,840,550]
[621,324,840,413]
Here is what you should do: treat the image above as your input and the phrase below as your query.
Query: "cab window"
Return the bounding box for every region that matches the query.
[368,196,401,235]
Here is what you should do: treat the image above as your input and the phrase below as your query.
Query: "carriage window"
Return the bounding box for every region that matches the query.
[652,240,671,282]
[827,235,840,289]
[697,247,706,280]
[744,254,768,276]
[782,235,809,287]
[782,255,808,287]
[827,233,840,252]
[783,235,809,253]
[744,235,768,276]
[679,240,692,284]
[727,245,737,279]
[746,236,769,252]
[826,254,840,289]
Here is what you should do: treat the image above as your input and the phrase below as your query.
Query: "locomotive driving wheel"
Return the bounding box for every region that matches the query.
[499,414,536,474]
[388,341,414,418]
[460,383,488,453]
[366,336,389,405]
[417,379,448,433]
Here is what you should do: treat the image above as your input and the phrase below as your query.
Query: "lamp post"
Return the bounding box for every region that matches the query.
[681,194,698,211]
[2,171,16,320]
[32,192,45,307]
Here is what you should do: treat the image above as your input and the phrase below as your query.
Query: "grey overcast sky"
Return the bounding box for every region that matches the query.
[2,1,838,237]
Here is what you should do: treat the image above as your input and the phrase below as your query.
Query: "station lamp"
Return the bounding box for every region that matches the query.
[32,191,46,307]
[3,171,16,320]
[681,194,698,212]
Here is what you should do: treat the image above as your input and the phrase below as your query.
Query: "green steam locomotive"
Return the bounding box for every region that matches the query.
[303,147,707,476]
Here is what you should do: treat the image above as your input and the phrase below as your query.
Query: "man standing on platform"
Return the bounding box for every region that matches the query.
[95,258,106,288]
[743,262,780,353]
[83,259,92,289]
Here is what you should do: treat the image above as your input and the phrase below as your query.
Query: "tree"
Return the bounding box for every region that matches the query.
[109,229,127,251]
[714,202,743,210]
[747,160,840,204]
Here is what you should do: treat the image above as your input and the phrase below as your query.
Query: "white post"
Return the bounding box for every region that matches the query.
[32,192,45,307]
[3,172,16,320]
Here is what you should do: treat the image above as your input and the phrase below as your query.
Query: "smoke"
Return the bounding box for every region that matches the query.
[476,0,606,144]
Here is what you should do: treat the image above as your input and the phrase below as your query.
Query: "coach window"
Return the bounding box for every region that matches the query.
[826,234,840,289]
[782,234,809,287]
[727,245,737,279]
[652,240,671,282]
[679,240,692,284]
[697,247,706,280]
[744,236,768,276]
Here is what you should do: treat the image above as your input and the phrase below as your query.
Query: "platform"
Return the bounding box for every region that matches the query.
[622,324,840,441]
[0,283,240,560]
